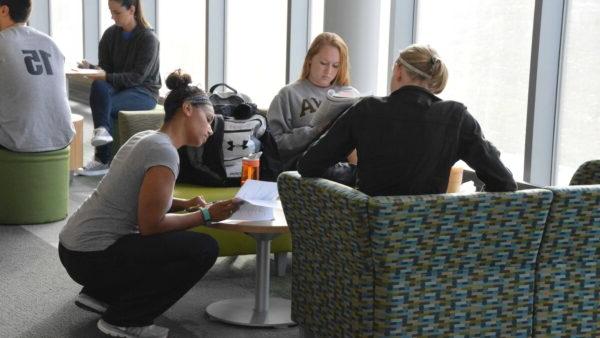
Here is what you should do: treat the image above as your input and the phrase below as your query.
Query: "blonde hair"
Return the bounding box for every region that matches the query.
[300,32,350,86]
[396,44,448,94]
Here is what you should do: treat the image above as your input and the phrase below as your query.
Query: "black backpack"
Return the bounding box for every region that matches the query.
[176,84,282,186]
[208,83,252,117]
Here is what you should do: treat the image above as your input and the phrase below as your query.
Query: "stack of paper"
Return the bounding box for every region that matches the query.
[229,180,282,221]
[66,68,103,76]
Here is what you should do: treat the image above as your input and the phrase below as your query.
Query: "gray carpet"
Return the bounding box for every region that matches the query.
[0,225,298,337]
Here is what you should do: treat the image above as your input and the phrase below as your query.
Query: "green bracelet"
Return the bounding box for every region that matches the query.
[200,207,212,225]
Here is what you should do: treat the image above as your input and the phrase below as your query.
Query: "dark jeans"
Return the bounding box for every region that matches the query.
[58,231,218,327]
[89,80,156,163]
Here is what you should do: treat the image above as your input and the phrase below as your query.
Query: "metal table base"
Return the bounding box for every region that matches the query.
[205,233,295,327]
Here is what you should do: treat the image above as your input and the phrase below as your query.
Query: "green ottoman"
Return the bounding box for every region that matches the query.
[0,147,70,224]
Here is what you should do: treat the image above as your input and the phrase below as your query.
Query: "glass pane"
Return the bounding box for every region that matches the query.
[555,0,600,184]
[158,0,206,95]
[376,0,391,96]
[99,0,113,35]
[416,0,535,180]
[226,0,287,109]
[50,0,83,67]
[309,0,324,41]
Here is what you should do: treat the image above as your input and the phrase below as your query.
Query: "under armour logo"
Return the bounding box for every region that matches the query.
[227,140,249,151]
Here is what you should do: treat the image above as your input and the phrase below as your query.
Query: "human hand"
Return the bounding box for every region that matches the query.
[77,59,93,69]
[207,199,242,222]
[187,196,208,209]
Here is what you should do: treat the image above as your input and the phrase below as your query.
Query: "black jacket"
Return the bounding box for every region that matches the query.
[99,25,161,99]
[298,86,517,196]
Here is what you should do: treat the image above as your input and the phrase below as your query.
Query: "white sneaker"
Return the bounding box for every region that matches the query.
[76,159,109,176]
[91,127,113,146]
[75,292,108,315]
[97,319,169,338]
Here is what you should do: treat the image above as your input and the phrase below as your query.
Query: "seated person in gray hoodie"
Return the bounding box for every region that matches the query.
[267,32,359,175]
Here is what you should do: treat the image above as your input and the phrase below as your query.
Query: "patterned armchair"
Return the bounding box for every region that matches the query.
[278,172,372,336]
[570,160,600,185]
[278,171,553,337]
[534,185,600,336]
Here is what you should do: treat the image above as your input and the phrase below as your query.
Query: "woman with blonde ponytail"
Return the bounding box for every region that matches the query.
[299,44,517,196]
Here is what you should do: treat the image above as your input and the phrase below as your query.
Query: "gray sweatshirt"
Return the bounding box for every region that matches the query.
[267,79,348,170]
[0,25,74,152]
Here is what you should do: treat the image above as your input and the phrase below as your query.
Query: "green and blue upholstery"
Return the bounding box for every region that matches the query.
[570,160,600,186]
[278,171,553,337]
[0,147,70,224]
[534,185,600,336]
[278,172,372,337]
[369,190,552,337]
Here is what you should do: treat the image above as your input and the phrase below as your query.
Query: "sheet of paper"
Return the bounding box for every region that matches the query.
[235,180,279,201]
[229,202,274,221]
[226,180,281,221]
[66,68,103,76]
[241,198,282,209]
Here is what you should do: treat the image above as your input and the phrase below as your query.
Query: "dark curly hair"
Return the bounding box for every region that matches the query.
[163,70,210,122]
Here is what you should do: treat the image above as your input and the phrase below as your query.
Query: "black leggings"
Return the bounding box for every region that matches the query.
[59,231,218,327]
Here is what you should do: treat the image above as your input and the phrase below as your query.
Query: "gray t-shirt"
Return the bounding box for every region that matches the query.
[0,25,74,152]
[59,131,179,252]
[267,79,349,170]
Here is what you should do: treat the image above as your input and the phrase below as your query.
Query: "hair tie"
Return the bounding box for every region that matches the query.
[397,56,432,80]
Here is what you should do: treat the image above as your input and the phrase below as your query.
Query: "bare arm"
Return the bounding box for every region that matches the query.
[169,196,207,213]
[137,166,239,236]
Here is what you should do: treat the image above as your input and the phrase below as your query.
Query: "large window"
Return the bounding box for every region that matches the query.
[555,0,600,184]
[416,0,535,180]
[376,0,391,96]
[157,0,206,95]
[50,0,83,67]
[309,0,324,42]
[225,0,288,109]
[99,0,113,35]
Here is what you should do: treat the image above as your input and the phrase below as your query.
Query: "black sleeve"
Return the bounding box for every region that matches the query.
[97,30,112,73]
[458,110,517,192]
[298,105,357,178]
